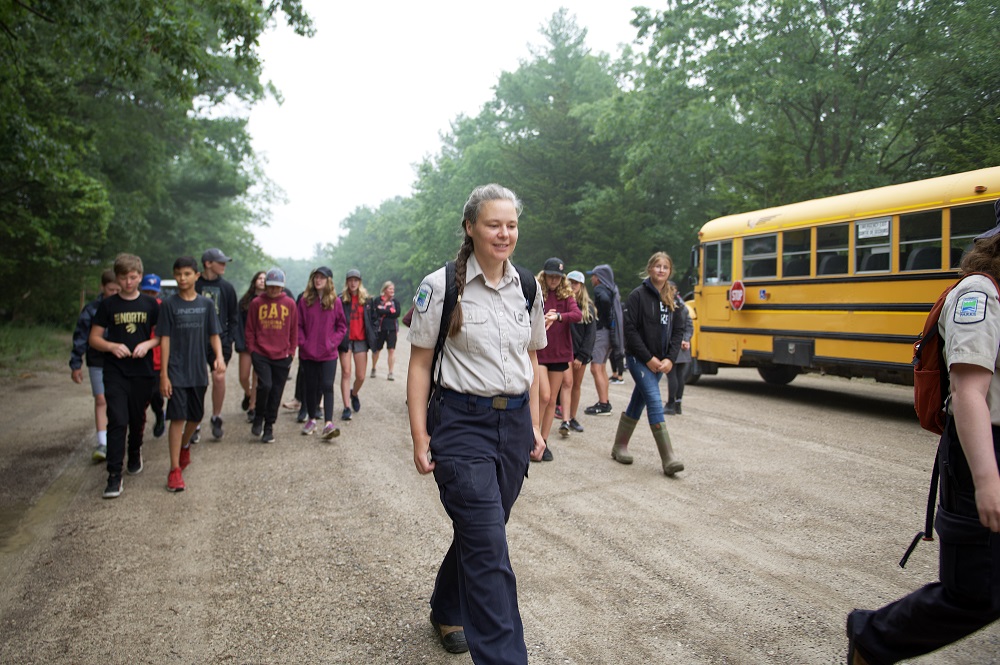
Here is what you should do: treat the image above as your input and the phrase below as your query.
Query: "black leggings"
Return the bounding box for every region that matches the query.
[301,358,338,423]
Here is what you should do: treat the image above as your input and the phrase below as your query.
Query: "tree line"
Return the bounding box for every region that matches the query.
[2,2,997,323]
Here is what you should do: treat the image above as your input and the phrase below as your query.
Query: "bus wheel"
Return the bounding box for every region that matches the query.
[757,365,799,385]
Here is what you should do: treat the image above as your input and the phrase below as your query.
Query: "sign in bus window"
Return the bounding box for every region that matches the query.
[901,210,942,271]
[743,234,776,279]
[856,216,891,273]
[704,240,732,284]
[816,223,849,275]
[782,229,810,277]
[951,203,995,268]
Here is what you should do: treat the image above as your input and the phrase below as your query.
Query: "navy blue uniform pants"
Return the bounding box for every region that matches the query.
[429,390,533,665]
[103,369,155,477]
[852,420,1000,664]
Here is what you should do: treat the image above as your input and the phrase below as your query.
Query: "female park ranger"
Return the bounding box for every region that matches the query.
[407,184,547,665]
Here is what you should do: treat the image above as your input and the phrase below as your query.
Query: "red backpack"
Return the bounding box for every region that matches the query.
[912,271,1000,434]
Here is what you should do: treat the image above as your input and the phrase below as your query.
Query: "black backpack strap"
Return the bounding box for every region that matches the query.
[430,261,457,394]
[513,264,538,313]
[899,441,941,568]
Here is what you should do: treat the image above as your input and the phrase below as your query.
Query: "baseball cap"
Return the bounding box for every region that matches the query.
[265,268,286,287]
[201,248,232,264]
[315,266,333,280]
[566,270,585,283]
[140,274,161,293]
[542,257,565,276]
[346,269,361,279]
[974,200,1000,240]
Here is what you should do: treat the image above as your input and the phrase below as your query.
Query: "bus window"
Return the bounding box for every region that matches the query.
[704,240,732,284]
[743,234,777,278]
[816,224,849,275]
[951,203,995,267]
[900,210,942,271]
[782,229,810,277]
[856,216,891,273]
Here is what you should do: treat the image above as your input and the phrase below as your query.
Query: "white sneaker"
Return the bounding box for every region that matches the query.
[301,419,317,435]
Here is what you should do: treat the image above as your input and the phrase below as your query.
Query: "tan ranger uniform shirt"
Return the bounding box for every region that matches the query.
[942,273,1000,424]
[408,254,547,397]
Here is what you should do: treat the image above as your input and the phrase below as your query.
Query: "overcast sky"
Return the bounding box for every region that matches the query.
[247,1,646,260]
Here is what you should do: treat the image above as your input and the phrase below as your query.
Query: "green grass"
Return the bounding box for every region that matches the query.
[0,324,71,371]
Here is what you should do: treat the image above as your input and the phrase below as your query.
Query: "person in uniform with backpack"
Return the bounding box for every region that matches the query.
[406,184,547,664]
[847,200,1000,664]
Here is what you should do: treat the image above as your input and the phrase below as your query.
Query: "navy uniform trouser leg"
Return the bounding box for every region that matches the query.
[853,422,1000,664]
[429,397,532,665]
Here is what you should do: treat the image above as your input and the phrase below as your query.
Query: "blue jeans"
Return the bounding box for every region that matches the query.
[624,355,666,425]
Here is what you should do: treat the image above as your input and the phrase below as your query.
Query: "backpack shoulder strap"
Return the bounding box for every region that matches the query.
[513,264,538,314]
[431,261,457,391]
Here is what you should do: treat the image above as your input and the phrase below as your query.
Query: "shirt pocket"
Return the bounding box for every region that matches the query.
[459,305,489,353]
[509,307,531,354]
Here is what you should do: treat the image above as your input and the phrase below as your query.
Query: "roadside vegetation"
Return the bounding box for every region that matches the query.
[0,324,71,373]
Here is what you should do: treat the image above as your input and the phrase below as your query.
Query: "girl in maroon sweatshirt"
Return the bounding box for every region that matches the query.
[535,257,582,457]
[245,269,298,442]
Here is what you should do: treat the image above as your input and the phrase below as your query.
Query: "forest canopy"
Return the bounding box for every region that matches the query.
[2,1,997,322]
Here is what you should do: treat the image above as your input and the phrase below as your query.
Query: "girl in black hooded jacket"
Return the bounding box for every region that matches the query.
[612,251,686,476]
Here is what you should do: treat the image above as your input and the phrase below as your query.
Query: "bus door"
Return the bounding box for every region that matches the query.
[701,240,733,322]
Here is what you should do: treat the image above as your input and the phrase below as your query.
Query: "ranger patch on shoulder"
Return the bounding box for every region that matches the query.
[414,283,433,313]
[954,291,988,324]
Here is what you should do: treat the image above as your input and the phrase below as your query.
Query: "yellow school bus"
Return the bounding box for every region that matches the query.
[688,166,1000,385]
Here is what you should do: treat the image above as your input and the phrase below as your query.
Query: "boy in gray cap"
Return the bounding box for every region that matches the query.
[195,248,238,441]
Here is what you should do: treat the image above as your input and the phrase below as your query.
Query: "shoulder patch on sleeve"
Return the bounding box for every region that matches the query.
[414,283,433,313]
[953,291,988,324]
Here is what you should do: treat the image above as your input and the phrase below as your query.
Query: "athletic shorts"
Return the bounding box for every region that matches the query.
[88,366,105,396]
[346,339,369,353]
[374,328,397,351]
[207,344,233,369]
[166,385,207,423]
[592,329,612,364]
[541,362,570,372]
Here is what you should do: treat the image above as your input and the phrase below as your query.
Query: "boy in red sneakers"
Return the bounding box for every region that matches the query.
[158,257,223,491]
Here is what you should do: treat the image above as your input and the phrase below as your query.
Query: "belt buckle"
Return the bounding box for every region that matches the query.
[492,396,509,410]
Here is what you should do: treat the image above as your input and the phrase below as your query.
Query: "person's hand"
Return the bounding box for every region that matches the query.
[111,343,131,359]
[975,478,1000,532]
[544,309,559,330]
[530,428,546,461]
[160,374,172,399]
[131,341,150,359]
[681,340,690,351]
[660,358,674,374]
[213,358,226,373]
[71,369,83,384]
[646,357,661,372]
[573,359,582,369]
[413,434,435,474]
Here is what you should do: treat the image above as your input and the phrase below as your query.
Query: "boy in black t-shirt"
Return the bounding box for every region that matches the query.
[158,257,223,492]
[89,254,160,499]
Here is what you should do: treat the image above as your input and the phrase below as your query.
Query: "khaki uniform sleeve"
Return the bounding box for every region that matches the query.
[407,267,447,350]
[943,274,1000,372]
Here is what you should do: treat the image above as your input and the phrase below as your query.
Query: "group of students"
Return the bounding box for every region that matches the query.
[531,257,693,466]
[70,245,402,498]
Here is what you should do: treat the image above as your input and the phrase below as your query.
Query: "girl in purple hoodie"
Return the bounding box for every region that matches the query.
[297,267,348,440]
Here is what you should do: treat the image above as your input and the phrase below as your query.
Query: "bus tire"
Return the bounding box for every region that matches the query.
[757,365,799,385]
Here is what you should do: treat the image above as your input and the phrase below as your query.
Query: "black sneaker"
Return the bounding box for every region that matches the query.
[102,475,123,499]
[246,408,255,423]
[350,390,361,413]
[250,421,263,437]
[341,407,352,421]
[126,450,143,475]
[609,376,625,385]
[296,410,308,423]
[541,444,554,461]
[584,402,613,416]
[211,415,224,439]
[189,426,201,444]
[241,393,251,411]
[568,418,584,432]
[558,421,570,438]
[261,426,275,444]
[153,410,165,438]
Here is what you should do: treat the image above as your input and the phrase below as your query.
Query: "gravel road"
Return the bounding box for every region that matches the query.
[1,340,998,664]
